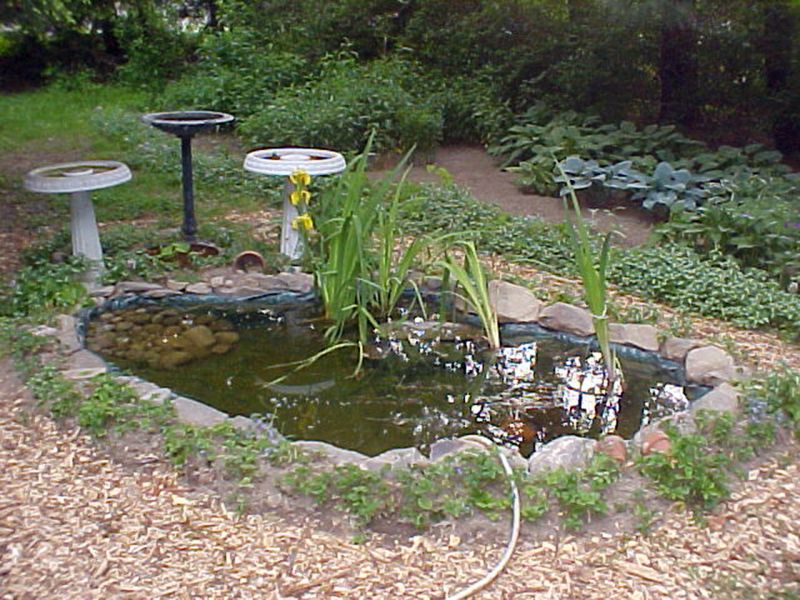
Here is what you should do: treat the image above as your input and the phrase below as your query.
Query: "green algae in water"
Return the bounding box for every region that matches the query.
[89,302,701,457]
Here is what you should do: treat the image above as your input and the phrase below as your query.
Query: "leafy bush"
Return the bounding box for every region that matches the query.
[658,175,800,287]
[162,31,309,117]
[609,244,800,332]
[744,369,800,438]
[637,428,731,511]
[0,258,90,318]
[239,55,443,154]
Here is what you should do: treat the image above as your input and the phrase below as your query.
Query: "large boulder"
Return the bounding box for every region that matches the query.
[660,337,704,362]
[609,323,659,352]
[488,280,543,323]
[538,303,595,337]
[527,436,596,475]
[685,346,738,386]
[690,382,740,415]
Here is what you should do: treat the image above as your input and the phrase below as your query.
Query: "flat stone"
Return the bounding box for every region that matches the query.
[173,396,228,427]
[488,280,543,323]
[209,276,225,287]
[224,286,269,298]
[660,337,703,362]
[685,346,738,386]
[609,323,659,352]
[65,349,106,372]
[229,415,257,432]
[429,437,489,462]
[166,280,189,291]
[29,325,58,337]
[185,282,213,295]
[143,288,181,299]
[528,436,596,475]
[538,303,595,337]
[690,382,739,415]
[114,281,163,294]
[275,271,314,293]
[62,367,107,380]
[89,285,115,298]
[293,440,369,465]
[364,447,427,471]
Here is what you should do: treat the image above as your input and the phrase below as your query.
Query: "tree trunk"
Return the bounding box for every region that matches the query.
[659,0,699,126]
[763,0,800,155]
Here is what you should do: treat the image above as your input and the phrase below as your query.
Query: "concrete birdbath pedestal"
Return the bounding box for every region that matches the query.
[23,160,132,287]
[141,110,234,241]
[243,148,346,259]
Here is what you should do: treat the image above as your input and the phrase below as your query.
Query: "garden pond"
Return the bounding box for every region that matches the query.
[84,297,707,457]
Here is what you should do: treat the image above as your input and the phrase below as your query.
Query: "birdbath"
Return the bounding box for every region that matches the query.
[23,160,132,286]
[141,110,234,242]
[243,148,346,259]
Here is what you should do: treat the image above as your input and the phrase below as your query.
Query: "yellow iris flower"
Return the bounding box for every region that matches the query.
[289,170,311,187]
[290,189,312,206]
[292,213,314,231]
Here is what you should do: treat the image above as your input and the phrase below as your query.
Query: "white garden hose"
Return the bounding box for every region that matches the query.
[445,435,521,600]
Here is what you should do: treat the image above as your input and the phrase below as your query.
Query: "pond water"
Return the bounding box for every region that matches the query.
[86,300,705,457]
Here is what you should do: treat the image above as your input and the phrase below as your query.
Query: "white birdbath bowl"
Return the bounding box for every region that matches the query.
[243,148,346,260]
[23,160,132,286]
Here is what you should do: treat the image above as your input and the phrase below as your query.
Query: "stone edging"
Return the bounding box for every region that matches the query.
[36,273,751,476]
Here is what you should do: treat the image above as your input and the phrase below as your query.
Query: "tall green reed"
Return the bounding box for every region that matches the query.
[556,162,618,382]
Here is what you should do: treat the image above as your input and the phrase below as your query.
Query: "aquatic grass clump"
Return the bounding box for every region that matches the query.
[557,161,618,383]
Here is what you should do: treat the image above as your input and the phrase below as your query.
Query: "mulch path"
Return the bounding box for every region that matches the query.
[1,359,798,598]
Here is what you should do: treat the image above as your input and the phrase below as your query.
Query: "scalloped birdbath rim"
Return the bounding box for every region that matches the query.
[23,160,132,194]
[243,147,347,177]
[140,110,235,136]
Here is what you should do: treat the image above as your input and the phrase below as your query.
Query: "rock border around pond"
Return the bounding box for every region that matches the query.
[48,273,750,476]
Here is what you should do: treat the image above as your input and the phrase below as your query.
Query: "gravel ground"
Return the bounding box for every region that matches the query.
[1,360,798,599]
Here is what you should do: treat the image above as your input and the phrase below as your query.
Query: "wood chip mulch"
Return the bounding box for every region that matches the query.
[1,361,798,599]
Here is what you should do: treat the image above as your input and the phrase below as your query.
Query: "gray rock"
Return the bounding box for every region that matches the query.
[527,436,596,475]
[89,285,115,298]
[538,303,595,337]
[62,367,106,380]
[166,280,189,291]
[489,280,543,323]
[143,288,181,299]
[609,323,659,351]
[229,415,257,432]
[364,447,427,471]
[685,346,738,386]
[209,276,225,287]
[660,337,703,362]
[185,282,213,295]
[690,383,740,415]
[29,325,58,338]
[56,314,81,354]
[275,271,314,293]
[293,440,369,465]
[225,286,269,298]
[65,349,106,372]
[173,396,228,427]
[633,413,696,449]
[429,437,488,462]
[114,281,163,295]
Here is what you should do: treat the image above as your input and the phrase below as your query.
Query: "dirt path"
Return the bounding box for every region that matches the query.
[1,358,798,599]
[375,145,655,247]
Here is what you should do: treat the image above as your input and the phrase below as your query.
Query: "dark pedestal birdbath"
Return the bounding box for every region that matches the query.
[141,111,234,241]
[23,160,132,287]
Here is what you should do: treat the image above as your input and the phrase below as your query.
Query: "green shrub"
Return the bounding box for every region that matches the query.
[0,258,90,318]
[744,369,800,438]
[659,175,800,288]
[239,55,443,154]
[609,243,800,332]
[162,31,309,117]
[638,428,731,511]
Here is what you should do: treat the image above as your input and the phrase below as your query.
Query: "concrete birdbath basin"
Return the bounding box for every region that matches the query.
[23,160,132,286]
[141,110,234,242]
[243,148,346,259]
